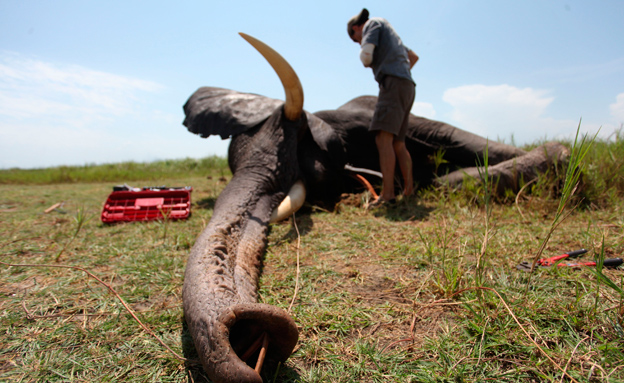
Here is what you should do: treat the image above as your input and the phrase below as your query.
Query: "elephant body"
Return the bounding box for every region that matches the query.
[310,95,529,200]
[185,88,559,206]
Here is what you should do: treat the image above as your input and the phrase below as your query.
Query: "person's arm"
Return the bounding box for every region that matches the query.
[407,49,419,69]
[360,43,375,67]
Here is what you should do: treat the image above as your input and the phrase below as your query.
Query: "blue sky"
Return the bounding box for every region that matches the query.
[1,1,623,169]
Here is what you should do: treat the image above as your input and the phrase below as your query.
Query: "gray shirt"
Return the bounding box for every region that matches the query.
[361,17,414,85]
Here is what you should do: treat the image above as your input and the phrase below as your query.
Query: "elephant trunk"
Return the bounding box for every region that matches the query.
[183,176,299,383]
[183,108,304,383]
[182,33,305,382]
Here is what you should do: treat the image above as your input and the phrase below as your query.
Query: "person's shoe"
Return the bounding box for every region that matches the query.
[366,196,396,210]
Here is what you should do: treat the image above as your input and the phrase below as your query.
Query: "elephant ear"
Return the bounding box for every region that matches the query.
[182,87,284,139]
[305,112,345,155]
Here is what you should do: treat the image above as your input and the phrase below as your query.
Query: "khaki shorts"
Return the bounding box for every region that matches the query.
[370,75,416,142]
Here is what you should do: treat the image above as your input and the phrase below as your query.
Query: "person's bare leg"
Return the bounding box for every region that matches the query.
[393,140,413,196]
[375,131,396,201]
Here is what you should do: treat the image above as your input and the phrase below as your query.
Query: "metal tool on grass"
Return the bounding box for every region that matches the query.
[517,249,623,271]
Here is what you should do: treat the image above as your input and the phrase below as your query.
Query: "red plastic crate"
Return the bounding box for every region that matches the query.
[101,187,192,223]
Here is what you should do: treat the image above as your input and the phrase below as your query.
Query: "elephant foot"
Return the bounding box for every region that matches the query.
[435,141,570,195]
[191,303,298,383]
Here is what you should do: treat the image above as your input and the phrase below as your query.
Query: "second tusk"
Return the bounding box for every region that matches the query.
[270,180,306,223]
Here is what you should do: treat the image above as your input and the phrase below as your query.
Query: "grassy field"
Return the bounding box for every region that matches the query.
[1,138,623,382]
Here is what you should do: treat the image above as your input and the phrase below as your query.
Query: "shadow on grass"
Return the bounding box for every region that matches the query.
[372,197,435,222]
[195,197,217,211]
[181,316,302,383]
[270,212,315,247]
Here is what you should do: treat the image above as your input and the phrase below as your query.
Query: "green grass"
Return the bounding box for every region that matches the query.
[0,156,229,185]
[1,137,624,382]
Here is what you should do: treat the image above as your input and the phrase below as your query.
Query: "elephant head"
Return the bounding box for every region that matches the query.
[182,34,309,383]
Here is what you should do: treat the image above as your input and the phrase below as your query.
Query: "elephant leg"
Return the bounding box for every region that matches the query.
[435,142,570,194]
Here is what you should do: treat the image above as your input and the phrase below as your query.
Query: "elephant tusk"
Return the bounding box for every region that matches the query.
[239,32,304,121]
[270,180,306,223]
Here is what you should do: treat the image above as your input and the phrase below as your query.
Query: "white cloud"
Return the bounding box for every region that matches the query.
[411,101,436,119]
[0,52,163,123]
[610,93,624,123]
[442,84,578,144]
[0,52,191,168]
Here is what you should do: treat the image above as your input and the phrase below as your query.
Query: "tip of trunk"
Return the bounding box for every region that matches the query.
[195,303,299,383]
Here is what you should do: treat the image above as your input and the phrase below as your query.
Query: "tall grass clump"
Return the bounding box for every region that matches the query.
[55,207,91,262]
[0,156,229,185]
[528,124,596,274]
[578,125,624,206]
[474,141,493,288]
[591,235,624,299]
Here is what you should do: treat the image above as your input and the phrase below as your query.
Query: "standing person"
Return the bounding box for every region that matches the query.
[347,8,419,208]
